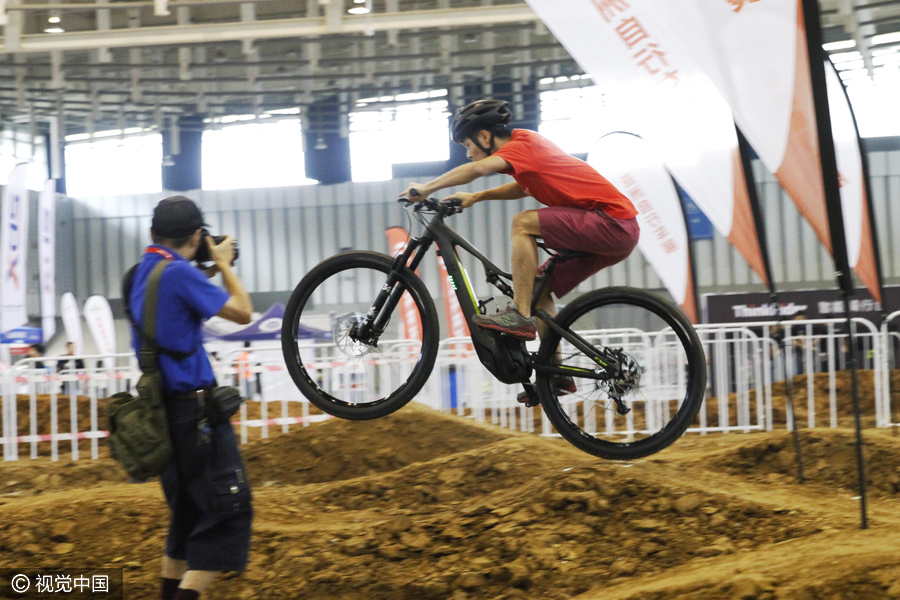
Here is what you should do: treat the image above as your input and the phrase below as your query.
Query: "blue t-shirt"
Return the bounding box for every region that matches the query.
[129,246,230,395]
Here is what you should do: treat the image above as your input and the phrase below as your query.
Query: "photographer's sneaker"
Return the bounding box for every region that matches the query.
[472,307,537,340]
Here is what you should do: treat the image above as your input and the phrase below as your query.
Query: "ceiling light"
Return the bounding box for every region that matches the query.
[315,136,327,150]
[829,51,862,63]
[43,27,65,33]
[834,59,866,71]
[823,39,855,51]
[348,6,369,14]
[872,32,900,46]
[872,45,900,57]
[873,53,900,67]
[48,13,61,24]
[354,0,366,3]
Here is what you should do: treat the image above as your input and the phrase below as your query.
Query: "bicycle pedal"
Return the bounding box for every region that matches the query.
[518,383,540,407]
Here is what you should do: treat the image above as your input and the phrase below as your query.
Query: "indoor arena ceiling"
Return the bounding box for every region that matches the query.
[0,0,897,136]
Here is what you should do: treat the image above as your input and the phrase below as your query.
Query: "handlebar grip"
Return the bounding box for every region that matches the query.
[409,188,421,198]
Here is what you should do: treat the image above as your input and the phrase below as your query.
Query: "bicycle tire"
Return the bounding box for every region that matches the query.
[281,251,439,420]
[537,287,706,460]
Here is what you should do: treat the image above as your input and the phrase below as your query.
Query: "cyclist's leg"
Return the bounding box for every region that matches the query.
[534,285,556,340]
[510,210,542,318]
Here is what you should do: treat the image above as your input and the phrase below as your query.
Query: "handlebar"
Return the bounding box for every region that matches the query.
[397,192,463,216]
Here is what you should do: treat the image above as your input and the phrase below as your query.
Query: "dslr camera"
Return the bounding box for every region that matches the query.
[194,228,239,267]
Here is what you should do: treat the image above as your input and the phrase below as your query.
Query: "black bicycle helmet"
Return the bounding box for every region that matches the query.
[450,99,512,154]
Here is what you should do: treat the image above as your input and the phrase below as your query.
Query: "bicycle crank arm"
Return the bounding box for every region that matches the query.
[533,309,610,370]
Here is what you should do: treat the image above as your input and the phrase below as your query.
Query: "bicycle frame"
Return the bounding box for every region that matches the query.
[367,208,611,383]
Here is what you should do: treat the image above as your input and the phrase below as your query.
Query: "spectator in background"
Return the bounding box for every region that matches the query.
[57,341,86,372]
[27,344,46,369]
[789,312,808,377]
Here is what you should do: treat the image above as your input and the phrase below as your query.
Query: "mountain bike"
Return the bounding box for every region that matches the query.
[282,196,707,460]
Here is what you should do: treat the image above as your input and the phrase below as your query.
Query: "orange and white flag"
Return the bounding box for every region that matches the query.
[384,227,423,341]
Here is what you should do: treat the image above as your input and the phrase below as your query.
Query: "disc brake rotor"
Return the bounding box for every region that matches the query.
[334,313,373,358]
[599,349,643,398]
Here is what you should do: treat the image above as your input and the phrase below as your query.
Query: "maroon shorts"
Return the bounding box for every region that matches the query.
[537,207,640,299]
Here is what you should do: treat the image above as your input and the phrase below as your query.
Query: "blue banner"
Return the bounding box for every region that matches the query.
[679,188,714,241]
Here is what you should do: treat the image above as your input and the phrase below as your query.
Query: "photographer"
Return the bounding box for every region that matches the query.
[128,196,253,600]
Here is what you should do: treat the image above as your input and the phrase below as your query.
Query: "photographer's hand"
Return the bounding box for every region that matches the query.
[208,235,236,267]
[210,236,253,325]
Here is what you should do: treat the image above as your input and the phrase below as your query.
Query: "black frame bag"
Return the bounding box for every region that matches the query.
[108,260,175,481]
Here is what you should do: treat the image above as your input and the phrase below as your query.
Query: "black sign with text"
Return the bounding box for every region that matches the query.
[703,286,900,324]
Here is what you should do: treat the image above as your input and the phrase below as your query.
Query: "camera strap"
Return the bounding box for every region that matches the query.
[122,258,193,362]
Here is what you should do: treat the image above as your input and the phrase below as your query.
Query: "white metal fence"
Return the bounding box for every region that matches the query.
[1,317,897,462]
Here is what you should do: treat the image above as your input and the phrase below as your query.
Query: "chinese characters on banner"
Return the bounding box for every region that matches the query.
[620,175,678,255]
[587,132,697,322]
[593,1,679,87]
[727,0,762,12]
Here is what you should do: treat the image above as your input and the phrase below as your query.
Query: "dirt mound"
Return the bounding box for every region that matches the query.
[0,458,129,496]
[309,437,573,511]
[241,405,512,486]
[712,428,900,496]
[248,459,818,600]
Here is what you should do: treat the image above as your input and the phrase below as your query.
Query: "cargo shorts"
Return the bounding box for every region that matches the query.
[537,206,640,299]
[160,396,252,572]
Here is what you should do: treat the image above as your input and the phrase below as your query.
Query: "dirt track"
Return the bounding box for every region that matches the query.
[3,402,900,599]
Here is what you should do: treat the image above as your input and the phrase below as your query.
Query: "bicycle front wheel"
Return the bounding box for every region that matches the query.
[537,287,706,460]
[281,251,439,420]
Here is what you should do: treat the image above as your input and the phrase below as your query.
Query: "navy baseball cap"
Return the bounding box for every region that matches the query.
[151,196,208,238]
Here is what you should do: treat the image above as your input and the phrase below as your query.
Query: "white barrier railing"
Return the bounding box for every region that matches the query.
[1,317,897,462]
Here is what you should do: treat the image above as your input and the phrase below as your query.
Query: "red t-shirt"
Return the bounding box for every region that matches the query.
[493,129,637,219]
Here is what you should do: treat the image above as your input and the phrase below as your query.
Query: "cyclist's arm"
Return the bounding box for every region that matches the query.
[471,182,526,202]
[404,156,509,197]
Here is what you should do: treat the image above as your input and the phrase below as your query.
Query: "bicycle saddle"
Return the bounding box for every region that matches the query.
[536,239,593,260]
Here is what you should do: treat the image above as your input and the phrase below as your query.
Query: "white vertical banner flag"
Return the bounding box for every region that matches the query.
[39,180,57,341]
[825,60,878,294]
[0,163,31,334]
[523,0,768,286]
[587,133,696,323]
[84,296,117,361]
[60,292,85,355]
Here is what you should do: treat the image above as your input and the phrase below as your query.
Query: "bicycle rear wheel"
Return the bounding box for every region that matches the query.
[537,287,706,460]
[281,251,439,420]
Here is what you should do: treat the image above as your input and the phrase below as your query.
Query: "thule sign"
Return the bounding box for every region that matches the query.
[703,287,900,324]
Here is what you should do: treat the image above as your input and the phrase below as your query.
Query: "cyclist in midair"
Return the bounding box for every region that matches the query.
[400,99,640,355]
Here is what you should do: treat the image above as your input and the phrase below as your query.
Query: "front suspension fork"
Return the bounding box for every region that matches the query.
[355,238,428,342]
